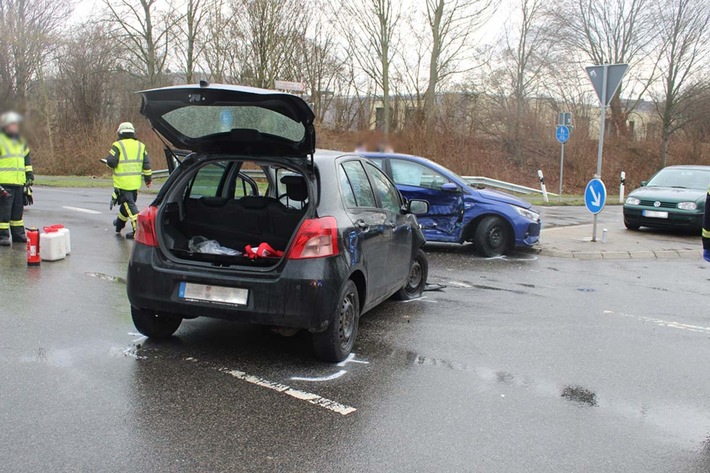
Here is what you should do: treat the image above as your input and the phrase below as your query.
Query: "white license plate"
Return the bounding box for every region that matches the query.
[642,210,669,219]
[178,282,249,306]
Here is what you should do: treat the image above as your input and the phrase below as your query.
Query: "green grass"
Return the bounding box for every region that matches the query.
[513,193,623,207]
[35,174,167,191]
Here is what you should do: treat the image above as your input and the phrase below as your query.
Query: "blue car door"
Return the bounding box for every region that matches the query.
[388,158,464,240]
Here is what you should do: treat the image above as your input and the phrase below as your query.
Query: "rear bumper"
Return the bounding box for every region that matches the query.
[127,243,345,332]
[623,207,702,230]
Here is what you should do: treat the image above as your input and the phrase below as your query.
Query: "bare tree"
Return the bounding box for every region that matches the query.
[423,0,494,130]
[201,0,236,82]
[556,0,658,136]
[0,0,71,109]
[336,0,402,135]
[103,0,182,87]
[54,24,123,126]
[491,0,552,164]
[232,0,308,88]
[654,0,710,167]
[179,0,210,83]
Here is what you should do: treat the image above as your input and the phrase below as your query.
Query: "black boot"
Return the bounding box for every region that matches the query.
[12,231,27,243]
[0,232,10,247]
[113,219,123,235]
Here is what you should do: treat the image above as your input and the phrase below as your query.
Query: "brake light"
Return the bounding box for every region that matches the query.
[287,216,339,259]
[135,205,159,247]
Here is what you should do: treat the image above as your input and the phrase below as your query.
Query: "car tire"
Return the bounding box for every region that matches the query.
[392,249,428,301]
[312,280,359,362]
[131,306,182,339]
[624,219,640,231]
[474,216,510,257]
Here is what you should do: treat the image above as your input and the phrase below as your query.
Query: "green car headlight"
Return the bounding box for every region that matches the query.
[625,197,640,205]
[677,201,697,210]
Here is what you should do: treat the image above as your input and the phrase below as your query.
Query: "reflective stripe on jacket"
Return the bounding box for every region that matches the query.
[112,139,147,191]
[0,133,29,185]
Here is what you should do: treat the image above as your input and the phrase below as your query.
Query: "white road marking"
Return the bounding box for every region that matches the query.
[603,310,710,334]
[62,206,101,214]
[221,369,357,416]
[336,353,370,367]
[290,370,347,382]
[400,296,437,303]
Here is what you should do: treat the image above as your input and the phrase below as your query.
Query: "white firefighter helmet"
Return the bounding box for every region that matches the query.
[117,122,136,135]
[0,111,23,129]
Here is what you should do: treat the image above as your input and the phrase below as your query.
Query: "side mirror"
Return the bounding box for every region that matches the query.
[640,181,647,187]
[407,199,429,215]
[441,182,459,192]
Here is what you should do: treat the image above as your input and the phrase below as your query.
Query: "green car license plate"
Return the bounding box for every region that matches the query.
[178,282,249,306]
[642,210,668,219]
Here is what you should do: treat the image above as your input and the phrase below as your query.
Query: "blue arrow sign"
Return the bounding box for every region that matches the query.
[584,179,607,214]
[556,125,570,144]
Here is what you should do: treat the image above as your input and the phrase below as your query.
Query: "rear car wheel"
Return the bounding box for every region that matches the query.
[313,280,359,362]
[393,249,428,301]
[474,216,510,257]
[131,307,182,339]
[624,219,640,231]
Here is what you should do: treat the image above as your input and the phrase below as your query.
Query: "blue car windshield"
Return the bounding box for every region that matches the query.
[647,169,710,190]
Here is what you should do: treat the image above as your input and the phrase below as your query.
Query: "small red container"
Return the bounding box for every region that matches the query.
[26,227,40,266]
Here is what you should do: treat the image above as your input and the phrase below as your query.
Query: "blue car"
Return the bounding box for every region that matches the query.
[365,153,541,257]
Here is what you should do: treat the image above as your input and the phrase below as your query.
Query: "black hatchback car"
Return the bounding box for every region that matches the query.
[127,83,429,361]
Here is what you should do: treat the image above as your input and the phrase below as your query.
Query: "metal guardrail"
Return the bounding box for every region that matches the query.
[154,168,555,197]
[463,176,558,196]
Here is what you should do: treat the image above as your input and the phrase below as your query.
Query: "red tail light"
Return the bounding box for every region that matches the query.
[135,206,159,247]
[287,216,339,259]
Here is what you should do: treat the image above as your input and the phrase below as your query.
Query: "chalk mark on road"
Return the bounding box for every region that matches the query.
[62,206,101,214]
[603,310,710,334]
[222,368,357,415]
[291,370,347,382]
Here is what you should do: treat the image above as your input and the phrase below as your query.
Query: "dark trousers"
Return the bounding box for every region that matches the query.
[0,185,25,238]
[115,189,139,232]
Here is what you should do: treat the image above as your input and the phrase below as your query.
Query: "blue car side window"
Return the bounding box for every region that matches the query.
[390,159,450,190]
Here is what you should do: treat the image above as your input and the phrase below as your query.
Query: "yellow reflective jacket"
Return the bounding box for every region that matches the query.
[0,132,30,186]
[109,138,151,191]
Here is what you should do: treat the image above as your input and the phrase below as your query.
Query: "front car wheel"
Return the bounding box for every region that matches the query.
[474,216,511,257]
[393,249,429,301]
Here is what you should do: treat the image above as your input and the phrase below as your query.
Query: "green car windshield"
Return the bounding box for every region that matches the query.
[647,169,710,190]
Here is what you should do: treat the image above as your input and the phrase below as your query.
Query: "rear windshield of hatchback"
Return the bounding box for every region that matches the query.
[162,105,306,142]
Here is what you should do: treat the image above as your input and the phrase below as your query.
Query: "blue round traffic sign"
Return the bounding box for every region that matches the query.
[584,179,607,214]
[556,125,570,144]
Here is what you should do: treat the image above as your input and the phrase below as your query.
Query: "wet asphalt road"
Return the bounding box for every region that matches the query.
[1,187,709,472]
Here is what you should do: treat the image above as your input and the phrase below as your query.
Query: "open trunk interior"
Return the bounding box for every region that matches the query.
[158,160,310,267]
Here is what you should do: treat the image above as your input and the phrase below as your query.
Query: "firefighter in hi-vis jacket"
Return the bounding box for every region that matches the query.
[105,122,152,239]
[0,111,33,247]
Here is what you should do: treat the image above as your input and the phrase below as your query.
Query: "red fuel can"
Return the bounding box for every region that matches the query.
[26,227,40,266]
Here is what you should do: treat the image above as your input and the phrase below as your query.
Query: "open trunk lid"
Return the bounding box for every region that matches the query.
[139,83,316,158]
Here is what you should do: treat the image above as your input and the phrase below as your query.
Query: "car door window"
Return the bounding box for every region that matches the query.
[338,165,358,208]
[188,162,228,198]
[341,161,377,208]
[366,163,402,213]
[390,159,450,189]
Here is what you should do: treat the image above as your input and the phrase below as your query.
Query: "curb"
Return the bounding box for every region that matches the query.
[538,248,702,260]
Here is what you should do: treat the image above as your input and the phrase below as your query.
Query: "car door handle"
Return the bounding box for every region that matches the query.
[355,219,369,231]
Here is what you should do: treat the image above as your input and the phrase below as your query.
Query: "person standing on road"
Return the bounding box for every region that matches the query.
[105,122,152,239]
[703,191,710,262]
[0,112,33,246]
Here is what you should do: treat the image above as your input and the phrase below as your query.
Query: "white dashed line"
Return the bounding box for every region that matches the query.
[221,369,357,416]
[603,310,710,334]
[62,206,101,214]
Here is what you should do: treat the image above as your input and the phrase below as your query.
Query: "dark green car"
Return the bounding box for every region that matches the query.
[623,165,710,232]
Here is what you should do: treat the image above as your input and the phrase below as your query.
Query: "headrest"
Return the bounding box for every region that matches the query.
[281,175,308,202]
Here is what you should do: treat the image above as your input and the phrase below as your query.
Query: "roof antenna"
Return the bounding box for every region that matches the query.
[199,80,210,88]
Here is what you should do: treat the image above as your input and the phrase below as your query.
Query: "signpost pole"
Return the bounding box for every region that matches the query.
[559,142,565,198]
[592,65,608,242]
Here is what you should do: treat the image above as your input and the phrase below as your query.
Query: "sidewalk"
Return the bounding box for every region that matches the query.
[538,223,702,260]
